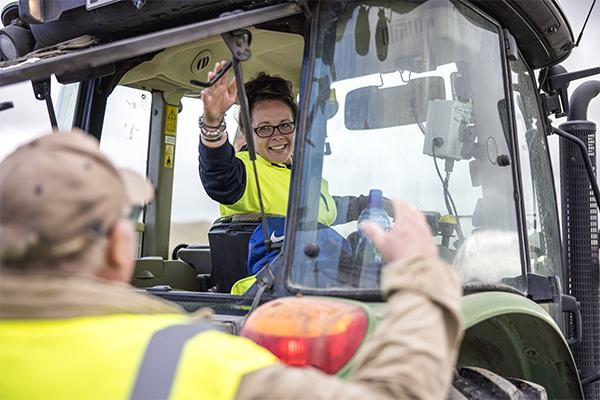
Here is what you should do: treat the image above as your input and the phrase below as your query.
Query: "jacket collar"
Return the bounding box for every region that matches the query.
[239,148,292,169]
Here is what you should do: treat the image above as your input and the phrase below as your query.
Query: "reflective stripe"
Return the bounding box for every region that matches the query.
[130,323,213,400]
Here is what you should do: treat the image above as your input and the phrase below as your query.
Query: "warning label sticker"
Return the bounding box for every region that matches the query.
[165,105,177,136]
[164,144,174,168]
[165,136,176,145]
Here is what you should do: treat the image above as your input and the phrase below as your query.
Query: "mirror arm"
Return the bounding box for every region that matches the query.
[32,78,58,129]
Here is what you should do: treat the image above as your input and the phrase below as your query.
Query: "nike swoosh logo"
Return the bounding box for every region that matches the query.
[270,232,285,243]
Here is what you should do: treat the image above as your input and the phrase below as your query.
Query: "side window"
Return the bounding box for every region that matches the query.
[510,56,561,278]
[510,54,563,328]
[99,86,152,257]
[99,86,151,178]
[0,77,65,161]
[169,97,240,255]
[56,82,80,132]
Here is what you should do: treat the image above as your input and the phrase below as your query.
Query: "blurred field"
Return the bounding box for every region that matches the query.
[169,221,213,255]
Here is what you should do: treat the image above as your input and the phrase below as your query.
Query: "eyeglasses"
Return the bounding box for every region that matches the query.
[132,205,145,222]
[107,205,145,236]
[124,205,144,224]
[253,122,295,138]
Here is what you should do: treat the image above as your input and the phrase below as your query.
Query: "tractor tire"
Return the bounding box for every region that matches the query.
[448,367,547,400]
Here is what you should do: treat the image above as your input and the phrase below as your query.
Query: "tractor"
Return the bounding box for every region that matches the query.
[1,0,598,397]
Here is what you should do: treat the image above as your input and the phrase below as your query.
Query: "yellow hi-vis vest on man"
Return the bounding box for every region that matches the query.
[220,152,337,226]
[0,314,277,400]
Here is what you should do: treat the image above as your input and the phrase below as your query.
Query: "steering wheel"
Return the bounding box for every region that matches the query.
[171,243,189,260]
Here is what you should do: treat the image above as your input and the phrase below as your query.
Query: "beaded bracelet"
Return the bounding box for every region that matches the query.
[199,115,227,142]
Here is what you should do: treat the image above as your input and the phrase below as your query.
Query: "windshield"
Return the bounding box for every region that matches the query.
[290,0,527,292]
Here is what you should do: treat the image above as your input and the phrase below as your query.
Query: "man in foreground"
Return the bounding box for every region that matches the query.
[0,129,462,400]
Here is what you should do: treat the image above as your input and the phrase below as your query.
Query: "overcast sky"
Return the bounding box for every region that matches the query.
[0,0,598,223]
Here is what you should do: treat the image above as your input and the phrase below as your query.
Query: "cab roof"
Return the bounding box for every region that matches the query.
[0,0,573,89]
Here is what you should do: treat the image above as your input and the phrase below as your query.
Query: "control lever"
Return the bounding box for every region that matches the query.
[190,60,233,88]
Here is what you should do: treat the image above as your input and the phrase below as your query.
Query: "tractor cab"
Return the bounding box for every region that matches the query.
[1,0,598,398]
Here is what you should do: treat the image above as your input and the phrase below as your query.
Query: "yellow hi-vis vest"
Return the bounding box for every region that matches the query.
[220,152,337,226]
[0,314,277,400]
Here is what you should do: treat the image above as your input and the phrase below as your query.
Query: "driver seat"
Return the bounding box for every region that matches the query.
[208,213,284,293]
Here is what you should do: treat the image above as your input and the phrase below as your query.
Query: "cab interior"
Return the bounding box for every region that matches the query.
[117,16,307,294]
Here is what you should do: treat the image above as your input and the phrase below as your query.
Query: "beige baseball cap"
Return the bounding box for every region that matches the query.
[0,129,154,261]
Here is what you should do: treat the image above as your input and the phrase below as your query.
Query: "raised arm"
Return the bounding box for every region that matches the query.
[200,61,238,148]
[197,61,246,205]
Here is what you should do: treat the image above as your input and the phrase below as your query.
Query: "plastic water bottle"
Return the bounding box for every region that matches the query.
[356,189,390,287]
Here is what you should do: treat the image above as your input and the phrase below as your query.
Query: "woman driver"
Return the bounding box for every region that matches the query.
[198,61,337,226]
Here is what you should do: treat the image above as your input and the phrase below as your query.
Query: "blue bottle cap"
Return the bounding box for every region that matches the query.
[367,189,383,208]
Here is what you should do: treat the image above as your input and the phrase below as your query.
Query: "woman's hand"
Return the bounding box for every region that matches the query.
[202,61,238,126]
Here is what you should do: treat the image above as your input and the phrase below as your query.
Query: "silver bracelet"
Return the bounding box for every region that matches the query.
[199,115,227,142]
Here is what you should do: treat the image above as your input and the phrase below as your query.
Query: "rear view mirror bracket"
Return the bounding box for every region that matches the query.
[32,77,58,128]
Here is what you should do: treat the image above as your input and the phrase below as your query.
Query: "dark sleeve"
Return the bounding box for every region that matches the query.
[198,139,246,205]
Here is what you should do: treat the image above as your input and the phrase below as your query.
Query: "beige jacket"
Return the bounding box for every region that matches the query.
[1,256,462,400]
[237,257,463,400]
[0,270,187,319]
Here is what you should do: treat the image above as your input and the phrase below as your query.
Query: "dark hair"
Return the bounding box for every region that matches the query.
[243,72,297,120]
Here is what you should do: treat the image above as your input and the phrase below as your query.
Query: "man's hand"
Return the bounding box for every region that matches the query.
[202,61,238,126]
[360,199,438,263]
